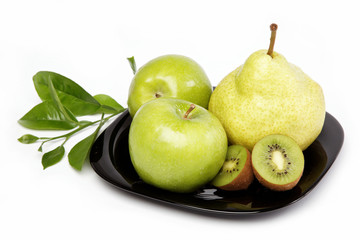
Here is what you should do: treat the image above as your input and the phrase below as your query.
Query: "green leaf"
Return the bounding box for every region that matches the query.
[127,56,137,75]
[94,94,125,114]
[42,145,65,169]
[33,71,101,116]
[48,77,78,123]
[18,101,79,130]
[18,134,39,144]
[68,134,95,171]
[68,116,106,170]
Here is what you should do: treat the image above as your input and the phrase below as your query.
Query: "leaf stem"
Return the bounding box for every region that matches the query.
[37,111,121,148]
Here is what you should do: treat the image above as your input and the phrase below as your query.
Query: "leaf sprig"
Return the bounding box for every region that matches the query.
[18,69,129,170]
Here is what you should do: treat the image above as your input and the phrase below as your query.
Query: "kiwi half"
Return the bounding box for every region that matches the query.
[252,134,304,191]
[212,145,254,191]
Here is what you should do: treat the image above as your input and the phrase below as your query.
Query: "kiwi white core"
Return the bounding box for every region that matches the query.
[223,159,238,172]
[272,151,285,170]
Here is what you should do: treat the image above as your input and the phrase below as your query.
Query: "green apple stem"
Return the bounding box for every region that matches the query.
[267,23,278,57]
[183,104,196,119]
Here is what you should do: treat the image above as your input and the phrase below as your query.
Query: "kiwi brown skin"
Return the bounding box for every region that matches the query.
[252,167,303,191]
[216,148,254,191]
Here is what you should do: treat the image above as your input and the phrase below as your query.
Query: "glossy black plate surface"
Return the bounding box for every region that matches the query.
[90,110,344,215]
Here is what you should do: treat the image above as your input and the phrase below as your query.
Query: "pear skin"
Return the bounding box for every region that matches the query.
[209,50,325,151]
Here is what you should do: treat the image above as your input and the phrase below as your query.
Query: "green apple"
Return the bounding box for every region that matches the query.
[127,54,212,117]
[128,98,228,193]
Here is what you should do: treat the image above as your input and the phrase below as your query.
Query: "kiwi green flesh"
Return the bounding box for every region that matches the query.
[252,135,304,186]
[212,145,248,187]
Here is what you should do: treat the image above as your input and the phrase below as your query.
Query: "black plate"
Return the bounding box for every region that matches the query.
[90,110,344,215]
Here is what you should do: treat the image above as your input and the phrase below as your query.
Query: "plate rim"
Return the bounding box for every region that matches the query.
[90,110,344,215]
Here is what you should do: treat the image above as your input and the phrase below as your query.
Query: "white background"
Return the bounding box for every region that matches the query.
[1,0,358,239]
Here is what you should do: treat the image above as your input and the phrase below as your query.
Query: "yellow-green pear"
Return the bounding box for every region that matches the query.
[209,24,325,151]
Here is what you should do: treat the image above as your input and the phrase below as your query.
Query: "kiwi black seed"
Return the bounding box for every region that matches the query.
[212,145,254,191]
[252,134,304,191]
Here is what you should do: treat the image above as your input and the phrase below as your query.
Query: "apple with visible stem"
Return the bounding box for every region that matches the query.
[128,98,228,193]
[127,54,212,117]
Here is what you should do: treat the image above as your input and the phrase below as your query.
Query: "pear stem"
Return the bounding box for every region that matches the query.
[183,104,196,119]
[267,23,278,57]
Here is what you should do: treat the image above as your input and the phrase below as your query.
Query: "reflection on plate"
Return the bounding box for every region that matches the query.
[90,110,343,215]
